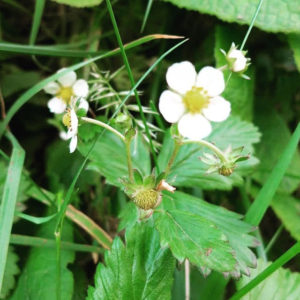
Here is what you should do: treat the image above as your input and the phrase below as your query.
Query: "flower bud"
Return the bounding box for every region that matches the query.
[227,49,247,72]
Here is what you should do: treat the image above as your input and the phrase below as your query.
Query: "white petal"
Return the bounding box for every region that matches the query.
[69,135,78,153]
[57,68,77,87]
[178,113,212,140]
[166,61,196,94]
[196,66,225,97]
[44,82,60,95]
[59,131,69,140]
[78,98,89,112]
[70,109,78,134]
[158,90,185,123]
[73,79,89,97]
[47,97,67,114]
[228,49,247,72]
[202,96,231,122]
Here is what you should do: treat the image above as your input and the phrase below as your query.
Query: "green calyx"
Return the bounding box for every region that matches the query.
[120,169,166,210]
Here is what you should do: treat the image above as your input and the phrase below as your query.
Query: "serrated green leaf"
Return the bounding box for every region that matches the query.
[253,108,300,194]
[10,219,74,300]
[237,259,300,299]
[158,116,260,190]
[271,193,300,241]
[215,25,255,121]
[118,202,139,232]
[164,0,300,33]
[87,221,175,300]
[0,247,19,299]
[158,191,258,277]
[78,130,151,187]
[51,0,103,8]
[154,208,236,273]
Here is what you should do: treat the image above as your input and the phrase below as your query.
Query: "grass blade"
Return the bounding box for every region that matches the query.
[29,0,46,45]
[0,34,182,138]
[141,0,154,33]
[230,241,300,300]
[245,123,300,226]
[10,234,103,253]
[0,133,25,293]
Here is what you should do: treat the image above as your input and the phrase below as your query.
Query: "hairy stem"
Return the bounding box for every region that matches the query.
[81,116,125,141]
[185,259,190,300]
[183,139,228,163]
[125,139,134,182]
[164,140,181,176]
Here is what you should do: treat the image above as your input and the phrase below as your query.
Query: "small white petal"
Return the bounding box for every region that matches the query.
[44,82,60,95]
[69,135,78,153]
[202,96,231,122]
[228,49,247,72]
[159,90,185,123]
[78,98,89,112]
[59,131,69,140]
[57,68,77,87]
[166,61,196,94]
[47,97,67,114]
[178,113,212,140]
[196,66,225,97]
[70,109,78,134]
[73,79,89,97]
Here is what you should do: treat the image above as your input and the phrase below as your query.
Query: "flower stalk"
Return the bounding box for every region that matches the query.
[80,117,125,141]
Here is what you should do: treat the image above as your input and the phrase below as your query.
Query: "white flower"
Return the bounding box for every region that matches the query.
[225,43,249,73]
[44,68,89,114]
[62,108,78,153]
[159,61,231,140]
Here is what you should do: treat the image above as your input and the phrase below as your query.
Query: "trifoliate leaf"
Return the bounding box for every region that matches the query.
[51,0,103,8]
[237,259,300,299]
[87,221,175,300]
[78,131,151,187]
[0,247,19,299]
[158,116,260,190]
[154,209,236,273]
[155,191,258,277]
[10,218,74,300]
[164,0,300,33]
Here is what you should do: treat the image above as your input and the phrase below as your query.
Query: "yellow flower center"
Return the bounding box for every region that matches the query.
[57,87,73,103]
[182,87,210,114]
[62,110,71,128]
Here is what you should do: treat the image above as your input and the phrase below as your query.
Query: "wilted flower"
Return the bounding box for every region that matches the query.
[44,69,89,114]
[159,61,231,140]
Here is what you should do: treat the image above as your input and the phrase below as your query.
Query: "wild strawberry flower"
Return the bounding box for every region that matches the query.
[62,107,78,153]
[44,68,89,114]
[159,61,231,140]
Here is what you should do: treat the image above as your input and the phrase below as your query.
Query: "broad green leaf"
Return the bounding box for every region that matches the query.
[158,116,260,190]
[157,191,258,277]
[87,221,175,300]
[253,108,300,194]
[10,219,75,300]
[118,201,139,232]
[215,25,255,121]
[78,129,151,187]
[0,247,19,299]
[52,0,103,7]
[237,259,300,299]
[271,193,300,241]
[154,208,236,273]
[164,0,300,33]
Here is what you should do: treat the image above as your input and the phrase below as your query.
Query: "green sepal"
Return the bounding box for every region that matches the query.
[133,169,143,185]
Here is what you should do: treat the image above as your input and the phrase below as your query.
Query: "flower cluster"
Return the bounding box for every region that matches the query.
[44,69,90,152]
